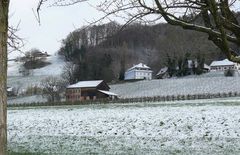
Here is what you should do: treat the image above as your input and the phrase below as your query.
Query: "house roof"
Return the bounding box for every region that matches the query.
[127,63,151,71]
[67,80,104,89]
[156,67,168,76]
[204,64,210,70]
[7,87,13,92]
[98,90,118,96]
[210,59,236,67]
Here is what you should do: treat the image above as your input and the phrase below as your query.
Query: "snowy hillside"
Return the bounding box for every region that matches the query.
[32,54,65,76]
[7,54,65,92]
[8,54,65,76]
[110,75,240,98]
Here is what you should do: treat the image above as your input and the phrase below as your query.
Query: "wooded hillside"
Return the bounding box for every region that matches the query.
[59,22,222,82]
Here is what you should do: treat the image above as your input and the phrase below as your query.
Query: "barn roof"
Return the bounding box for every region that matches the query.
[67,80,104,89]
[210,59,236,67]
[98,90,118,96]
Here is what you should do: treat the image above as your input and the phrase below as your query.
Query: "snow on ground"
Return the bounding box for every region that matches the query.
[7,54,65,76]
[7,60,22,76]
[7,75,49,91]
[8,71,240,104]
[32,54,65,76]
[8,98,240,154]
[8,95,47,105]
[110,75,240,98]
[7,54,65,93]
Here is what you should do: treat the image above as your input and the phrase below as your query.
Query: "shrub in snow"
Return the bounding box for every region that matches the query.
[224,69,235,77]
[234,92,238,97]
[180,95,185,100]
[222,93,227,98]
[176,95,181,100]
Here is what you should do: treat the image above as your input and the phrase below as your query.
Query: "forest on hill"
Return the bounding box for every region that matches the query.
[58,22,223,83]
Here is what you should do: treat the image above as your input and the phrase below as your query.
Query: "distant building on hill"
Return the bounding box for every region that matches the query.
[156,67,169,79]
[7,87,15,97]
[124,63,153,80]
[156,61,210,79]
[30,51,50,58]
[210,59,240,71]
[66,80,118,102]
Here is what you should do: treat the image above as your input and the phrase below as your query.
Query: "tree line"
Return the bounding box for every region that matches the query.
[59,22,220,83]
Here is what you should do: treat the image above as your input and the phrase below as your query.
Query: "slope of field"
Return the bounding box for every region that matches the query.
[8,98,240,154]
[7,54,65,77]
[7,54,65,93]
[110,75,240,98]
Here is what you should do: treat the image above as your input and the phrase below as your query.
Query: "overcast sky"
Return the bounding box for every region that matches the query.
[9,1,240,58]
[9,0,104,57]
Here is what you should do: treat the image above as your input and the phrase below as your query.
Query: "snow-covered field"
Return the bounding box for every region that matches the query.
[8,98,240,154]
[31,54,65,76]
[110,75,240,98]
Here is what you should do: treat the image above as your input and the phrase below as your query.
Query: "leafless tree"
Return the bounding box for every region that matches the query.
[41,76,67,102]
[0,1,10,153]
[61,62,77,84]
[39,0,240,63]
[0,0,84,153]
[0,1,26,152]
[8,23,24,54]
[14,81,24,96]
[99,0,240,63]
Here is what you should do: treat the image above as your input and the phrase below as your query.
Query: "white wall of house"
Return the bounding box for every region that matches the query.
[124,63,153,80]
[125,70,135,80]
[125,70,152,80]
[210,59,240,71]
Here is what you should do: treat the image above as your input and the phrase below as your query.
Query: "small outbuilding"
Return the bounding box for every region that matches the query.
[7,87,15,97]
[66,80,118,102]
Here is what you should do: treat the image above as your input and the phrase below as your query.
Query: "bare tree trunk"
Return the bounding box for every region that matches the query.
[0,0,9,154]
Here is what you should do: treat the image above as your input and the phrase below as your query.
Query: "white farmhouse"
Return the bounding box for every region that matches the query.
[124,63,153,80]
[210,59,240,71]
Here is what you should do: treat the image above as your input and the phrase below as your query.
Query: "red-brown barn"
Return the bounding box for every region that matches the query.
[66,80,118,102]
